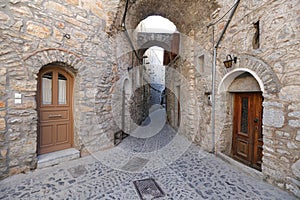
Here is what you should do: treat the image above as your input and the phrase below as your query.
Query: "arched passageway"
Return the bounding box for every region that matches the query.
[116,15,182,136]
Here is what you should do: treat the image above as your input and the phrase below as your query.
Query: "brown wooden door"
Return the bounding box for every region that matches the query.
[37,66,74,155]
[232,92,263,170]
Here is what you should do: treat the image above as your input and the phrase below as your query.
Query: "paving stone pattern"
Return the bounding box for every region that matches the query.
[0,124,296,199]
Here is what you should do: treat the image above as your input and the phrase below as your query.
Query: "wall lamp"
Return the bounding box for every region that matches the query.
[223,55,237,68]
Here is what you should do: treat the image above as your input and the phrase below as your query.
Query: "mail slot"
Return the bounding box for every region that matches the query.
[41,110,69,121]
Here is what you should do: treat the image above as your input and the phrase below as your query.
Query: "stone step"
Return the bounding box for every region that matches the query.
[217,152,263,181]
[37,148,80,169]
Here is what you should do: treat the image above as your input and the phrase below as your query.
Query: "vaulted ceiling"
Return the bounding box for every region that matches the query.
[112,0,219,35]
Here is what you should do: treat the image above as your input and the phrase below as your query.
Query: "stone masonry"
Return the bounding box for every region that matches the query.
[0,0,121,179]
[0,0,299,198]
[114,0,299,197]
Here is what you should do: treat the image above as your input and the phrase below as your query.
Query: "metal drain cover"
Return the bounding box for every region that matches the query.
[133,178,165,200]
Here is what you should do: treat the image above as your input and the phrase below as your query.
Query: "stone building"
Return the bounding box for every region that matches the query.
[0,0,299,197]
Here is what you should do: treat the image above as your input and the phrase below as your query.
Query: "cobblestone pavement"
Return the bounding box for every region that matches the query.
[0,109,297,199]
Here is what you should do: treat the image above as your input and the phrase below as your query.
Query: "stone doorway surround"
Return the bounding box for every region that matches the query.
[217,70,264,166]
[37,65,75,155]
[215,54,290,191]
[23,48,115,170]
[23,49,83,169]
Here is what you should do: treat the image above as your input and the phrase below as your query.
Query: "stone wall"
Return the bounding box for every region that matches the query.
[0,0,121,179]
[115,0,299,197]
[212,0,300,197]
[113,28,151,133]
[0,0,299,197]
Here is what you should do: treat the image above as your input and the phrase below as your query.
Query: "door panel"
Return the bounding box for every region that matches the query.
[233,94,252,165]
[38,66,73,155]
[40,110,69,121]
[56,123,69,143]
[232,92,263,171]
[236,139,249,159]
[40,125,54,146]
[252,93,263,170]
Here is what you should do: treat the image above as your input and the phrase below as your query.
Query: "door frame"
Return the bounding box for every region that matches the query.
[232,92,263,171]
[37,65,74,155]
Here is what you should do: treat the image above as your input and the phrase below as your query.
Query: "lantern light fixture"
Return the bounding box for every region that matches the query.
[223,55,237,68]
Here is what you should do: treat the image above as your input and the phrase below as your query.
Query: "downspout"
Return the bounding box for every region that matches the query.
[121,0,142,67]
[210,0,240,154]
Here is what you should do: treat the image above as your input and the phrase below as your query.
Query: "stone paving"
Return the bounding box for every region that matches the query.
[0,109,297,199]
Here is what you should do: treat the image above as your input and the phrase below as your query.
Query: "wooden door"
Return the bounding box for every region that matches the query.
[37,66,74,155]
[232,92,263,170]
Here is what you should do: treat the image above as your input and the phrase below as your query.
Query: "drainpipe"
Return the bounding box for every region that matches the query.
[210,0,240,154]
[121,0,142,67]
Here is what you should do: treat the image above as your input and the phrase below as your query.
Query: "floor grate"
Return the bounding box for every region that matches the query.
[133,178,165,200]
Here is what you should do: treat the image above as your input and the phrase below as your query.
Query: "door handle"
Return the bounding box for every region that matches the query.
[254,118,259,123]
[48,114,62,118]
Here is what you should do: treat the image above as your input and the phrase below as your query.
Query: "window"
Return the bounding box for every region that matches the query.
[197,55,204,73]
[241,97,249,134]
[58,73,67,104]
[42,72,53,105]
[252,21,260,49]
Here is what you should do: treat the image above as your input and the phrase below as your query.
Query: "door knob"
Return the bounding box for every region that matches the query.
[254,118,259,123]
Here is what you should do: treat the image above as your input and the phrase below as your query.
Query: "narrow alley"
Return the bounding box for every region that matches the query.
[0,0,299,199]
[0,108,296,199]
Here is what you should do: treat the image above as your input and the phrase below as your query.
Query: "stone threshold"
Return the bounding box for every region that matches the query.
[37,148,80,169]
[217,152,263,181]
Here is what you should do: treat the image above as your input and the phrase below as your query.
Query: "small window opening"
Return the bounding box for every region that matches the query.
[197,55,204,73]
[252,21,260,49]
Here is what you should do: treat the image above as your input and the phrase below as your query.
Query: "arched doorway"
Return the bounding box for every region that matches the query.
[232,92,263,170]
[37,65,74,155]
[219,71,264,171]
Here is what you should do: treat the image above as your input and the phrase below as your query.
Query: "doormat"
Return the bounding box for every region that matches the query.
[133,178,165,200]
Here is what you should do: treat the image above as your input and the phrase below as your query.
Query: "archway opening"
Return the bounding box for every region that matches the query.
[218,72,264,171]
[143,46,165,109]
[123,15,180,137]
[135,16,179,123]
[136,15,177,33]
[37,64,75,155]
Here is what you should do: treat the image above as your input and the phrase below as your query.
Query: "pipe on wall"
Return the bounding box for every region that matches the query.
[121,0,142,67]
[210,0,240,154]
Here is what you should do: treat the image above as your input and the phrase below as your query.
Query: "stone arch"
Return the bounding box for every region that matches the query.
[218,54,281,94]
[215,55,281,170]
[216,70,265,162]
[120,0,219,35]
[218,68,265,94]
[24,48,86,154]
[138,41,171,58]
[24,48,84,75]
[137,34,173,52]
